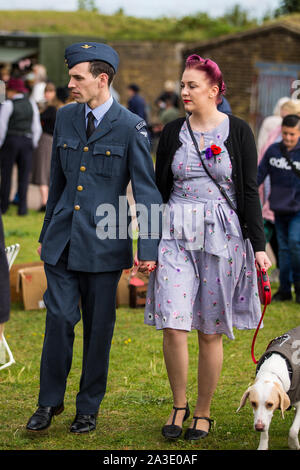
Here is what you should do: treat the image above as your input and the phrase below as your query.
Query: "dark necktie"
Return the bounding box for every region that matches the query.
[86,111,95,139]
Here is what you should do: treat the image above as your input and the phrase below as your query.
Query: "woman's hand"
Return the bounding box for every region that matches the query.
[255,251,272,271]
[131,252,157,276]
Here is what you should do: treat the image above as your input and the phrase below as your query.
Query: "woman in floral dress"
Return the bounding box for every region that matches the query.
[144,55,272,440]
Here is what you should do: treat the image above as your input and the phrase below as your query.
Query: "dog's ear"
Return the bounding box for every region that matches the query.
[274,382,290,418]
[236,387,252,412]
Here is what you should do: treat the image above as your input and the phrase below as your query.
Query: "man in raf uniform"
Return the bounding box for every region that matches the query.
[26,43,162,434]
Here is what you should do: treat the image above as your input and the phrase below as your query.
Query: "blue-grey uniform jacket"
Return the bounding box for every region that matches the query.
[39,99,163,272]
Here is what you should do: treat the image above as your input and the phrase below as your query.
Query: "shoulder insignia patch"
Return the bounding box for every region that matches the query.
[135,120,147,131]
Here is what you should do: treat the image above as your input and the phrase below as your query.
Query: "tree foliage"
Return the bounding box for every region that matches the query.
[275,0,300,16]
[77,0,98,12]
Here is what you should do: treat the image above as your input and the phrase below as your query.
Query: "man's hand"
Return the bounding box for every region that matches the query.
[37,244,42,258]
[131,252,157,276]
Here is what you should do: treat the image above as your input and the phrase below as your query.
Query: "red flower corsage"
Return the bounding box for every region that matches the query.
[211,145,222,155]
[203,144,224,160]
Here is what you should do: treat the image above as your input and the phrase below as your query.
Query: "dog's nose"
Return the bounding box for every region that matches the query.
[255,420,265,432]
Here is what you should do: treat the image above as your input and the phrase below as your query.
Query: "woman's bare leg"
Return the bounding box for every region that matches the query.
[190,331,223,432]
[163,328,189,426]
[39,185,49,207]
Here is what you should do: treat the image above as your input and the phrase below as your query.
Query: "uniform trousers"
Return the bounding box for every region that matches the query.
[0,135,33,215]
[39,244,122,414]
[0,210,10,323]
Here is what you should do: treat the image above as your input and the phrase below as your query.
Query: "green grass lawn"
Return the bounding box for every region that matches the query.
[1,206,300,451]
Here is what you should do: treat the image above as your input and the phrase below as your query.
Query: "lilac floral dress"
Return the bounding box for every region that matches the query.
[144,116,261,340]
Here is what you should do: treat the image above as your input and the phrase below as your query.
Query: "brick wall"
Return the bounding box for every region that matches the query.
[108,41,189,121]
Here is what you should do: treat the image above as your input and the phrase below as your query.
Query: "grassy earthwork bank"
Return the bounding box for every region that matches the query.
[0,10,256,41]
[0,10,299,42]
[0,205,300,451]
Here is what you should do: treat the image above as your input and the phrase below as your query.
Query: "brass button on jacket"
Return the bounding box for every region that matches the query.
[80,166,86,172]
[74,205,80,211]
[83,146,89,152]
[77,185,83,191]
[63,143,67,148]
[105,150,111,156]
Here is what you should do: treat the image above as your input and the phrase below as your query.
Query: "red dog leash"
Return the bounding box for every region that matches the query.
[251,264,272,364]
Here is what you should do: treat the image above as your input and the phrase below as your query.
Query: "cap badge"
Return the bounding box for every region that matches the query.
[81,44,92,49]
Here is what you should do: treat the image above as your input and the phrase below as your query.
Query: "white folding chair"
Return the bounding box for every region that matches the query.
[5,243,20,271]
[0,243,20,371]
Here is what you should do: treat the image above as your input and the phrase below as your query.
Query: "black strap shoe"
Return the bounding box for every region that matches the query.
[184,416,214,440]
[26,404,64,432]
[70,414,97,434]
[162,403,190,439]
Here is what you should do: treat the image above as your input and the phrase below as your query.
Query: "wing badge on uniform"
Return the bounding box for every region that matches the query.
[139,130,148,138]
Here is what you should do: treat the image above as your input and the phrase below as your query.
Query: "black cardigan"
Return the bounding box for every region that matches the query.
[155,114,266,253]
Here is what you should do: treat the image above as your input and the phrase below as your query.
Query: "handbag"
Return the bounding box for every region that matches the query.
[185,117,238,214]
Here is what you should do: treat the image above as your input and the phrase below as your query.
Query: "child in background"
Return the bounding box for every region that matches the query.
[257,114,300,303]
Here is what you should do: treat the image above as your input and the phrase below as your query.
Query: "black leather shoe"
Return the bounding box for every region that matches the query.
[162,403,190,439]
[70,414,97,434]
[184,416,214,440]
[26,404,64,432]
[272,290,292,302]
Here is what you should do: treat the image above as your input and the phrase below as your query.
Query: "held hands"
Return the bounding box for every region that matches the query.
[255,251,272,271]
[37,245,271,274]
[131,252,157,276]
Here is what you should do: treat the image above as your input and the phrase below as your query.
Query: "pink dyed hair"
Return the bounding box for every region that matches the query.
[185,54,226,103]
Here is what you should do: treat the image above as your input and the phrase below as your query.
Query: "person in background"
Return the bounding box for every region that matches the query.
[257,99,300,280]
[0,65,11,84]
[30,64,47,109]
[156,80,180,111]
[31,82,61,212]
[257,114,300,303]
[257,97,290,162]
[159,97,180,126]
[127,83,148,122]
[217,95,231,114]
[110,84,120,102]
[145,54,271,441]
[0,209,10,345]
[0,78,42,216]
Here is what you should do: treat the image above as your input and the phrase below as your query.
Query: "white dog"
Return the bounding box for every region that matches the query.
[237,327,300,450]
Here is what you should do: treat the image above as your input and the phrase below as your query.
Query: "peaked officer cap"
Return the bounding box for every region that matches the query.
[64,42,119,73]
